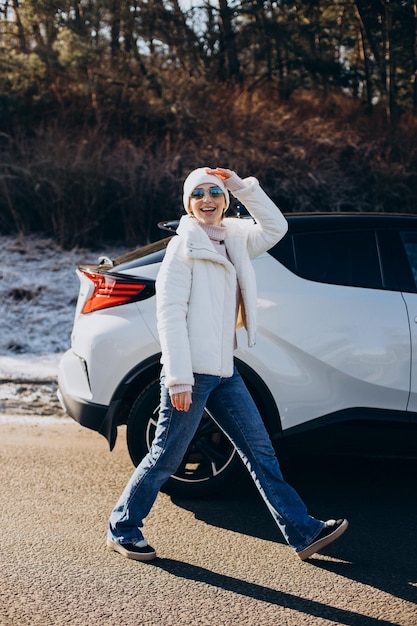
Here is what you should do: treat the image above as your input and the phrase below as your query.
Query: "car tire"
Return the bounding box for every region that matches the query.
[126,378,244,498]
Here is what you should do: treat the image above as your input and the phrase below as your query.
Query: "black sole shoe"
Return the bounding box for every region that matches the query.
[106,538,157,561]
[297,518,348,561]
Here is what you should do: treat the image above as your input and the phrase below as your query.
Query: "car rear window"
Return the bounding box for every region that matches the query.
[112,238,171,272]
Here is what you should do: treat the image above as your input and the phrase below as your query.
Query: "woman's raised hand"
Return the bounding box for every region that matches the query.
[205,167,233,181]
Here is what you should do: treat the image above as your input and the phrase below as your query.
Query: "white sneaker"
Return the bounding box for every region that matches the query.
[297,518,348,561]
[106,538,157,561]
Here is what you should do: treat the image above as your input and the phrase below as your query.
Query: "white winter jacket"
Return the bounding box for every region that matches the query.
[156,176,288,390]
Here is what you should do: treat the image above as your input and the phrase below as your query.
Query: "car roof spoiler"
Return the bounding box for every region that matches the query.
[158,220,179,233]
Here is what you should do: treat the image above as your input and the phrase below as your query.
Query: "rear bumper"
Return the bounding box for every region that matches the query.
[57,380,119,450]
[57,348,119,449]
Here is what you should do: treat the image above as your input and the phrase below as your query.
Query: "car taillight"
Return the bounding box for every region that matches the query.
[79,269,155,314]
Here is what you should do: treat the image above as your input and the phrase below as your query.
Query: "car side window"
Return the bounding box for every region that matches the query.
[269,235,296,272]
[400,231,417,289]
[272,229,382,288]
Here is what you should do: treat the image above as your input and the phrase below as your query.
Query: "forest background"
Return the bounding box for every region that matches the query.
[1,0,417,250]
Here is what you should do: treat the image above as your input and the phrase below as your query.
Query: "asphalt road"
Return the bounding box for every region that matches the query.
[0,415,416,626]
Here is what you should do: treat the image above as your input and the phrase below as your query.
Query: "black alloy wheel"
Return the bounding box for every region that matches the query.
[126,379,243,497]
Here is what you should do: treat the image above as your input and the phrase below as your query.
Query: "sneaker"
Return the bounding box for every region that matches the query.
[106,538,157,561]
[297,518,348,561]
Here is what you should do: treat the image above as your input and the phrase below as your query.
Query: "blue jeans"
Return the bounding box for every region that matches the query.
[108,367,324,553]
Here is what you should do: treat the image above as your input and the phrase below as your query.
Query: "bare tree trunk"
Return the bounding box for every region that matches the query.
[354,2,373,111]
[218,0,241,82]
[413,0,417,115]
[381,0,393,123]
[253,0,273,80]
[110,0,121,58]
[12,0,27,52]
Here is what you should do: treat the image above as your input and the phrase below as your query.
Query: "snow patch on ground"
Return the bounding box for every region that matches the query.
[0,234,125,377]
[0,354,62,380]
[0,234,127,415]
[0,415,73,424]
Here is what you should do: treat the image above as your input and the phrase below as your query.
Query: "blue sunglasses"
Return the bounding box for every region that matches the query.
[190,187,224,200]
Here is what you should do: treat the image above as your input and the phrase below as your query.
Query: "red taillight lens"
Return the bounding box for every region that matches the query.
[80,269,155,314]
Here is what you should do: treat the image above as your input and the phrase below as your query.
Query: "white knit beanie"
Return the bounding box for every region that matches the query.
[183,167,230,212]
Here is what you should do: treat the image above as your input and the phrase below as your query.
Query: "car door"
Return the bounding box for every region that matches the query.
[397,230,417,414]
[253,226,412,431]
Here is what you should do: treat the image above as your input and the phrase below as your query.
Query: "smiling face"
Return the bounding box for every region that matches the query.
[188,184,226,226]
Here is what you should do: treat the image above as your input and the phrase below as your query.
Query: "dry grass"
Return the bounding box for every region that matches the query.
[0,87,416,248]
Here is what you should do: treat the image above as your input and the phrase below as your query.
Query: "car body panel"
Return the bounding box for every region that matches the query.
[244,255,411,430]
[402,291,417,414]
[57,213,417,472]
[69,303,160,406]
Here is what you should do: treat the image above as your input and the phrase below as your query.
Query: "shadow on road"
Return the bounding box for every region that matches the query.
[172,455,417,606]
[151,557,400,626]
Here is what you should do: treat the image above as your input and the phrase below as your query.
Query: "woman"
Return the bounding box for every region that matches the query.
[107,167,348,561]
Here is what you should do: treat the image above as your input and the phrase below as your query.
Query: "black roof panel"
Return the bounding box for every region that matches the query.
[285,212,417,233]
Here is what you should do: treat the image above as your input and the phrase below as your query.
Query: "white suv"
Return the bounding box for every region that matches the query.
[58,213,417,496]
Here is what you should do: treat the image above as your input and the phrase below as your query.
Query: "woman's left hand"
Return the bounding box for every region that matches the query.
[205,167,233,182]
[171,391,192,412]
